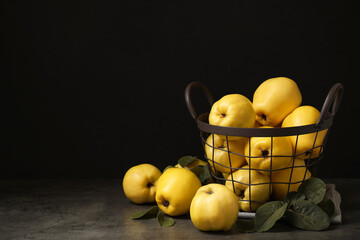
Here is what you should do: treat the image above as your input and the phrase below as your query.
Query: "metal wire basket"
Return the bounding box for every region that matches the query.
[185,81,343,212]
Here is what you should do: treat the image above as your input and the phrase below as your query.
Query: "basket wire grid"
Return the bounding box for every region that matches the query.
[185,81,343,212]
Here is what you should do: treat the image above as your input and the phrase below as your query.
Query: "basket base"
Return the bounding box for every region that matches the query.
[238,211,255,219]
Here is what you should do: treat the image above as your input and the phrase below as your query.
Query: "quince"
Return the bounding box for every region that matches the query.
[271,158,311,200]
[122,163,162,204]
[225,165,271,212]
[208,94,255,139]
[244,127,293,175]
[190,183,239,231]
[205,134,246,173]
[253,77,302,127]
[155,167,201,216]
[282,105,327,159]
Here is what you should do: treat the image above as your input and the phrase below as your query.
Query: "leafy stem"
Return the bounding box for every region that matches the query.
[238,177,334,232]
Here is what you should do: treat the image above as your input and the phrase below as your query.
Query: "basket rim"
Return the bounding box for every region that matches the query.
[196,112,333,137]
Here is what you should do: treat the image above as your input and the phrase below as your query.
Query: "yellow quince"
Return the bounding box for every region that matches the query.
[205,134,246,174]
[122,163,162,204]
[155,167,201,216]
[225,165,272,212]
[271,158,311,200]
[253,77,302,127]
[244,127,293,175]
[190,183,239,231]
[282,105,327,159]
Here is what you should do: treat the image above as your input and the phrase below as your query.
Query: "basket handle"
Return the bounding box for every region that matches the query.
[316,82,344,126]
[185,82,215,120]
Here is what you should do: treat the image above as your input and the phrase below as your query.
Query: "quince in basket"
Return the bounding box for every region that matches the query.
[208,93,255,140]
[282,105,327,159]
[225,165,272,212]
[252,77,302,127]
[205,134,246,174]
[244,126,293,174]
[271,158,311,201]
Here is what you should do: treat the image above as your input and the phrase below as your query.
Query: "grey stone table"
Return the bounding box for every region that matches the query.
[0,178,359,240]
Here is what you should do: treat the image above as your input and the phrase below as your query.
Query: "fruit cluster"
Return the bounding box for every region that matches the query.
[206,77,327,211]
[123,158,239,231]
[122,77,329,232]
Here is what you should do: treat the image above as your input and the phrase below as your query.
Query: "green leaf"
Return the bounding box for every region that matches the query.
[255,201,288,232]
[286,200,330,231]
[163,165,174,173]
[318,199,335,218]
[190,165,203,176]
[130,206,159,219]
[284,191,306,206]
[157,211,164,225]
[236,219,256,233]
[297,177,326,204]
[178,155,198,167]
[162,217,175,227]
[191,164,212,185]
[157,211,175,227]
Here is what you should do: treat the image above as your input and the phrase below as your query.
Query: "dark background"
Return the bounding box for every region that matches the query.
[2,1,359,179]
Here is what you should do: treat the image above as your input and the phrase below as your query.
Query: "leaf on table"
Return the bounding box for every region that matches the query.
[130,206,159,219]
[297,177,327,204]
[255,201,288,232]
[286,200,330,231]
[157,211,175,227]
[157,211,164,225]
[178,155,198,167]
